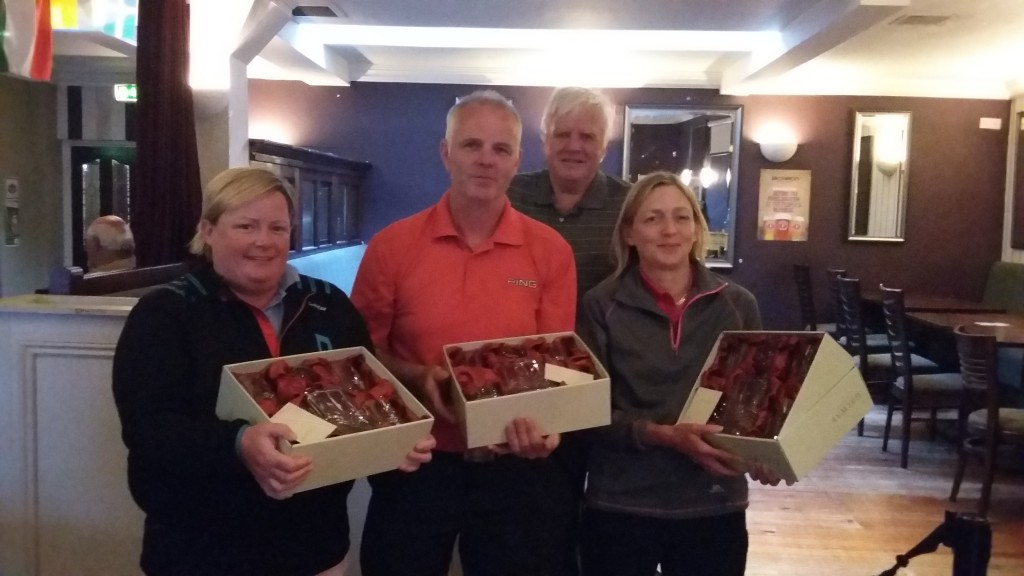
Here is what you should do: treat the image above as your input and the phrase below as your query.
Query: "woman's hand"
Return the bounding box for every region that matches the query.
[238,422,312,499]
[643,422,743,477]
[399,435,436,472]
[748,463,791,486]
[490,417,560,459]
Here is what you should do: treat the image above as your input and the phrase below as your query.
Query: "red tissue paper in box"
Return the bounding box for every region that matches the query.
[447,335,596,400]
[701,333,820,439]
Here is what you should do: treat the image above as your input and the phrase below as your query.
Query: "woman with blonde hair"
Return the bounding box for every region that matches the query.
[113,167,433,576]
[579,171,773,576]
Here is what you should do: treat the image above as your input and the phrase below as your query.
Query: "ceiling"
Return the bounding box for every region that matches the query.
[53,0,1024,99]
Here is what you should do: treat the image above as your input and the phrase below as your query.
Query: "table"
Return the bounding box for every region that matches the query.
[862,291,1005,313]
[907,311,1024,347]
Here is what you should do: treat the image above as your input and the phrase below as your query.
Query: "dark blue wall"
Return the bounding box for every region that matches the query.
[249,82,730,235]
[249,80,1008,329]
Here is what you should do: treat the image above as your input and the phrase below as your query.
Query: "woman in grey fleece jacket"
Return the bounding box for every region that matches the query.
[579,172,776,576]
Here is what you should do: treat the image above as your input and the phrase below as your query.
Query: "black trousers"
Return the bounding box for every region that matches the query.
[361,451,577,576]
[580,508,748,576]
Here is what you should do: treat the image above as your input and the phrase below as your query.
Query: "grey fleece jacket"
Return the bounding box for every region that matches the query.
[580,261,762,519]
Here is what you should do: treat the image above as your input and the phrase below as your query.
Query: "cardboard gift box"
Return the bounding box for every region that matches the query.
[677,331,871,483]
[443,332,611,449]
[216,347,434,493]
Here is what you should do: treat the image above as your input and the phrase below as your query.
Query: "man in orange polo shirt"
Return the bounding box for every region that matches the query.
[352,90,578,576]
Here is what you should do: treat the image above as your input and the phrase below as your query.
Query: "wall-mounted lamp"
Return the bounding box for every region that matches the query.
[759,141,798,163]
[875,159,901,177]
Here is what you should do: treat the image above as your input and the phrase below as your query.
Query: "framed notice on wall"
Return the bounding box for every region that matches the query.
[5,177,20,247]
[757,169,811,242]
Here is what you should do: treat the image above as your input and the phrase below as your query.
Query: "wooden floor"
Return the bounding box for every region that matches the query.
[746,406,1024,576]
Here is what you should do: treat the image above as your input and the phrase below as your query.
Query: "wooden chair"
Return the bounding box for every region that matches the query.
[879,285,961,469]
[826,268,848,338]
[793,264,835,333]
[839,276,896,436]
[950,326,1024,517]
[827,268,888,352]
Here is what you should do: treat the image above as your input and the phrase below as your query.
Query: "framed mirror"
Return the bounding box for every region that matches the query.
[623,105,742,268]
[849,111,911,242]
[1011,111,1024,248]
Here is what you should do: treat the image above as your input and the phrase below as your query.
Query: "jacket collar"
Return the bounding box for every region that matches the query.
[614,260,728,317]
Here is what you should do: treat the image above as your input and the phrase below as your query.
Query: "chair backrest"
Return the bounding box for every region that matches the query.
[954,325,1000,431]
[838,276,868,367]
[982,261,1024,313]
[48,262,194,296]
[792,264,817,330]
[827,268,849,341]
[879,284,911,381]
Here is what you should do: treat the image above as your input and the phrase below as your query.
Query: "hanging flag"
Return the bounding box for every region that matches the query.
[0,0,53,81]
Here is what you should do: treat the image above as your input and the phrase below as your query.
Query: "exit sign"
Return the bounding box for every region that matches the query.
[114,84,138,102]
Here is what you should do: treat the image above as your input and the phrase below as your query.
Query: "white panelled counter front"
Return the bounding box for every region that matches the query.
[0,295,141,575]
[0,294,384,576]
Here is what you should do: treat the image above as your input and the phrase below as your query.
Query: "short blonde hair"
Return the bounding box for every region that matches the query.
[610,171,707,278]
[540,87,615,147]
[188,167,295,258]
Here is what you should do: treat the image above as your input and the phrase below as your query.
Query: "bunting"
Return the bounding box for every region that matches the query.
[0,0,52,81]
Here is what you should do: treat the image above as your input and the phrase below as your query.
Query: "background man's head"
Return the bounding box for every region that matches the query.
[441,90,522,204]
[85,215,136,270]
[540,87,614,188]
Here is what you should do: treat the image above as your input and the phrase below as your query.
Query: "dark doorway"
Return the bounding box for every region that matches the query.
[70,145,136,268]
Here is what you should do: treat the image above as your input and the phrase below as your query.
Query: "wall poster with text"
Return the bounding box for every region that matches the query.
[757,169,811,241]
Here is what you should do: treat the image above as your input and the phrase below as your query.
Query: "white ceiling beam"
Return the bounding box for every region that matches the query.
[256,35,351,86]
[53,29,136,57]
[720,0,908,94]
[233,0,293,64]
[74,30,136,57]
[276,20,352,84]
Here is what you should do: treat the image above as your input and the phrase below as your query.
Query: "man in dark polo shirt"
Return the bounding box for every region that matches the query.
[509,87,628,576]
[509,87,629,313]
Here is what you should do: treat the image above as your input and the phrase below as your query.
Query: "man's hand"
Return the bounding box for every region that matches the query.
[491,417,560,459]
[375,349,455,424]
[416,364,455,423]
[238,422,312,499]
[399,435,436,472]
[643,422,743,477]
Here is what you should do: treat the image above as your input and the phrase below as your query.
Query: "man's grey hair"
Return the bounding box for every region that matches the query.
[540,87,615,147]
[444,89,522,144]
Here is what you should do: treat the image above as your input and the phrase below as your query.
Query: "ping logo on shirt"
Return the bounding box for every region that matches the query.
[507,278,538,288]
[309,302,327,312]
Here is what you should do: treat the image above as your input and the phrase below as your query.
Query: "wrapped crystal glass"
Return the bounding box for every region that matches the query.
[357,379,406,427]
[305,388,374,435]
[496,357,547,395]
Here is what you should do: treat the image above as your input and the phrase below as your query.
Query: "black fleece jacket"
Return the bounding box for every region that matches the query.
[113,263,372,576]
